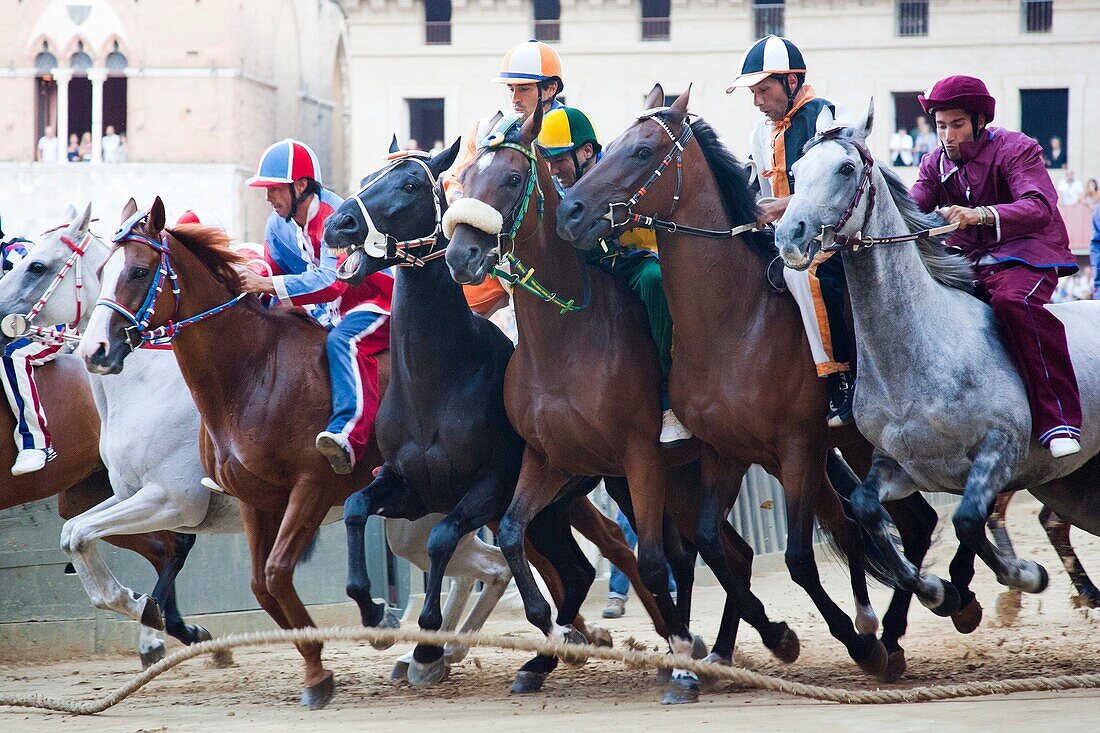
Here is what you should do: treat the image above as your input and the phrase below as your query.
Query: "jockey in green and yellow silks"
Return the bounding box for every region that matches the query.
[538,106,691,446]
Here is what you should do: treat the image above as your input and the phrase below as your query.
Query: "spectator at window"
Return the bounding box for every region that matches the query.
[36,125,59,163]
[912,116,936,164]
[1084,178,1099,208]
[1058,170,1084,206]
[101,125,121,163]
[78,132,92,162]
[1047,136,1066,169]
[66,133,80,162]
[889,127,914,166]
[405,138,421,151]
[114,133,128,163]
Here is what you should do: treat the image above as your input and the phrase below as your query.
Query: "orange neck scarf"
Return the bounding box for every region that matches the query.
[761,86,816,199]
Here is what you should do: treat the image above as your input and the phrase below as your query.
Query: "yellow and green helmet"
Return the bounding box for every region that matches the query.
[537,106,601,158]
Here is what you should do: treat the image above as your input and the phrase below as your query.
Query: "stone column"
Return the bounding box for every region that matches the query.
[88,68,106,164]
[54,68,73,164]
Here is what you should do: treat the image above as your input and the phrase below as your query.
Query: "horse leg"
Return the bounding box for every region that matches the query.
[780,450,888,680]
[953,431,1047,594]
[444,533,511,663]
[1040,505,1100,608]
[850,450,960,614]
[815,475,878,636]
[344,469,403,636]
[264,488,337,709]
[408,477,502,687]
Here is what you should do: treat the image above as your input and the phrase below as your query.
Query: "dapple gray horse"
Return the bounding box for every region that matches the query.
[0,203,510,671]
[775,101,1100,614]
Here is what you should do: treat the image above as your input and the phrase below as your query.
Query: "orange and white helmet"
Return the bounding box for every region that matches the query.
[176,209,226,232]
[493,40,564,91]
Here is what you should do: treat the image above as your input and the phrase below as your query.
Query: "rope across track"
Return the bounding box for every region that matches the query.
[3,624,1100,715]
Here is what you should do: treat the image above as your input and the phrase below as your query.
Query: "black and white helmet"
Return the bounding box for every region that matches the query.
[725,35,807,93]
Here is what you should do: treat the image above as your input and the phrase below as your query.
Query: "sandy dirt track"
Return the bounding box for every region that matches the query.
[2,493,1098,732]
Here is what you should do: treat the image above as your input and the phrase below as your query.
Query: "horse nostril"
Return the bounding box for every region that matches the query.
[335,214,359,233]
[793,221,806,240]
[566,201,586,224]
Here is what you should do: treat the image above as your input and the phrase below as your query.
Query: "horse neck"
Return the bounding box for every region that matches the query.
[393,253,476,354]
[657,144,776,351]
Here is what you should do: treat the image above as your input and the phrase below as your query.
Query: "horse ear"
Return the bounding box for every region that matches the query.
[149,197,166,232]
[667,84,691,123]
[855,97,875,140]
[430,137,462,179]
[120,198,138,224]
[63,204,78,222]
[68,202,92,236]
[815,105,837,134]
[644,84,665,111]
[389,134,400,155]
[520,98,544,147]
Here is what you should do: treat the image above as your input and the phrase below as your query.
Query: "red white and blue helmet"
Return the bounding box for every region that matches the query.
[246,138,322,188]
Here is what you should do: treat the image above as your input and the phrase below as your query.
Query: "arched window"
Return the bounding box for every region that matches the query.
[35,42,58,73]
[34,42,59,161]
[106,41,128,72]
[641,0,670,41]
[534,0,561,42]
[70,41,92,72]
[425,0,452,45]
[104,41,128,145]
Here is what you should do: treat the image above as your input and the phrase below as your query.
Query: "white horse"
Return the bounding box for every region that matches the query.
[775,102,1100,613]
[0,203,512,669]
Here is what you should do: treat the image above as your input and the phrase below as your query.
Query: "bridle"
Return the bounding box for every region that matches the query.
[94,209,245,348]
[602,108,757,240]
[814,127,958,252]
[343,151,448,275]
[474,136,545,261]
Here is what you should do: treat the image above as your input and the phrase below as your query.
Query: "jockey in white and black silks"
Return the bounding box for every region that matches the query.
[728,35,855,428]
[239,139,393,475]
[0,232,65,476]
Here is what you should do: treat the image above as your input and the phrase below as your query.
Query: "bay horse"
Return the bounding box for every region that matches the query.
[77,197,388,709]
[557,86,949,682]
[445,106,806,703]
[772,102,1100,611]
[325,138,670,688]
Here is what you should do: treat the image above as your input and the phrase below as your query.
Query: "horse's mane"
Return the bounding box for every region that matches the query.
[804,128,974,293]
[167,224,245,293]
[656,113,774,262]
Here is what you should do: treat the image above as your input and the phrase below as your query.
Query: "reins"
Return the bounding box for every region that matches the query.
[0,229,93,345]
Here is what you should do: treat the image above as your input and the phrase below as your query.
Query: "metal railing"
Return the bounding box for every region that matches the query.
[641,17,671,41]
[425,21,452,45]
[1021,0,1053,32]
[534,19,560,42]
[753,4,785,38]
[896,0,928,36]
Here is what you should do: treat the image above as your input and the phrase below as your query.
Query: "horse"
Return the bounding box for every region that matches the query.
[324,138,669,688]
[444,104,806,703]
[772,100,1100,612]
[556,86,953,683]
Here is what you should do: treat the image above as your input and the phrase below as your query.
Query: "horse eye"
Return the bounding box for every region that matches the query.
[130,266,150,281]
[403,182,417,193]
[508,173,523,186]
[636,147,653,160]
[839,162,856,176]
[27,261,48,275]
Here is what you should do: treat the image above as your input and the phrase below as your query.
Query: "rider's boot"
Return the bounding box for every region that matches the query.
[11,447,55,476]
[659,386,692,446]
[1049,437,1081,459]
[316,430,355,474]
[826,370,855,428]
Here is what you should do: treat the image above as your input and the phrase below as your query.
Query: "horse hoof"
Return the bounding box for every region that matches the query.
[768,623,801,664]
[408,657,449,687]
[369,607,401,650]
[660,673,700,705]
[585,624,613,648]
[391,659,410,681]
[511,670,547,694]
[698,652,733,692]
[883,649,907,683]
[854,636,889,680]
[996,590,1022,626]
[1025,563,1049,594]
[951,596,984,634]
[443,644,468,665]
[691,634,708,659]
[192,625,213,643]
[300,673,335,710]
[140,597,166,632]
[928,579,961,617]
[557,626,589,668]
[1074,589,1100,610]
[139,642,167,669]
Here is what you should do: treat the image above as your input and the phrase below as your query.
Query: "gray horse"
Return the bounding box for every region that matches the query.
[774,100,1100,614]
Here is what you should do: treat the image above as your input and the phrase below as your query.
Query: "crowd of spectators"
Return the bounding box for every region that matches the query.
[35,125,127,163]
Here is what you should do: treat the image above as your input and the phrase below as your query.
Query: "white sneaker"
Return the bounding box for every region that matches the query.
[316,430,355,474]
[12,448,49,476]
[1049,437,1081,459]
[659,409,693,446]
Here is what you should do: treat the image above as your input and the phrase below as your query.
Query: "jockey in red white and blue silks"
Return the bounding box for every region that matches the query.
[0,239,64,476]
[245,138,392,474]
[912,75,1082,459]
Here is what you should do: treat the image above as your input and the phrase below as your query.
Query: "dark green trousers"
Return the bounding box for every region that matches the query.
[593,252,672,382]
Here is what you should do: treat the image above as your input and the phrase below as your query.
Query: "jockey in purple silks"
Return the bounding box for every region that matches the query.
[912,75,1082,459]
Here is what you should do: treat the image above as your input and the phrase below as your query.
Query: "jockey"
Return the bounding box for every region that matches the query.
[537,106,692,445]
[912,75,1082,459]
[444,39,566,317]
[727,35,855,428]
[0,236,65,475]
[242,139,393,474]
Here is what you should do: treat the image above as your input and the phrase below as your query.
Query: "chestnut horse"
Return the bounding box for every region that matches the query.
[445,106,805,703]
[557,86,950,682]
[78,197,387,708]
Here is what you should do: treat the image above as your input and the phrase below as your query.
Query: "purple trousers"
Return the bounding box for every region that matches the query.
[975,262,1082,445]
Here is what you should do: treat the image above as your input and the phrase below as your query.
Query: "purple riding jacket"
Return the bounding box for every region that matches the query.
[911,127,1077,275]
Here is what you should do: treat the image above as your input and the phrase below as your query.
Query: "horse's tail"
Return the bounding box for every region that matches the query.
[298,531,321,566]
[819,449,897,588]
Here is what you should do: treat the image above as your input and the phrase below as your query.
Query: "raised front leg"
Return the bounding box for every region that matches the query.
[953,430,1048,593]
[344,468,403,638]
